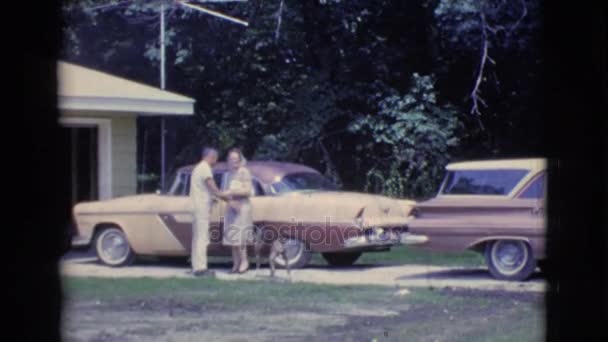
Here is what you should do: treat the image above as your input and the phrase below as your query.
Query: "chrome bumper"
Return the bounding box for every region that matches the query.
[344,235,397,248]
[71,236,92,248]
[399,232,429,245]
[343,230,428,248]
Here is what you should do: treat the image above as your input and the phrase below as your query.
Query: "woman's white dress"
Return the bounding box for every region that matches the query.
[221,167,254,246]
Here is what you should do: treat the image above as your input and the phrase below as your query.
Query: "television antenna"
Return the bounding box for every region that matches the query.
[82,0,249,191]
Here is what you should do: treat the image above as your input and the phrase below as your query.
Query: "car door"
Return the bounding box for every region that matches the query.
[207,171,229,255]
[157,171,225,255]
[517,172,546,218]
[207,173,269,254]
[513,172,547,256]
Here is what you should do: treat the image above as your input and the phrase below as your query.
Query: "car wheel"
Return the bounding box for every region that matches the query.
[273,238,311,269]
[322,252,362,267]
[95,227,135,267]
[485,240,536,281]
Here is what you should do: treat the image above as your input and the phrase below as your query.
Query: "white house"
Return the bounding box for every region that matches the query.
[57,61,195,205]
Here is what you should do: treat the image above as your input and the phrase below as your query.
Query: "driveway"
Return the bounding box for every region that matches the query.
[62,250,546,292]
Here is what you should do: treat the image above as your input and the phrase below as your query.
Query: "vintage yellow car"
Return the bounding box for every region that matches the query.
[72,161,416,268]
[406,158,547,280]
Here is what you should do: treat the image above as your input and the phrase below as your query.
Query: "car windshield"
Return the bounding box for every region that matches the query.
[271,172,338,194]
[440,169,529,195]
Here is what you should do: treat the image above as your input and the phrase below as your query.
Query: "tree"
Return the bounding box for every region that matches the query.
[349,73,462,198]
[61,0,544,195]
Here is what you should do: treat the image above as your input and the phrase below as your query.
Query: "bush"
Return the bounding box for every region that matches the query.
[348,73,462,199]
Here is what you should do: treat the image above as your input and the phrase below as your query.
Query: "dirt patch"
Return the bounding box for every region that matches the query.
[63,298,347,342]
[309,288,544,342]
[63,284,544,342]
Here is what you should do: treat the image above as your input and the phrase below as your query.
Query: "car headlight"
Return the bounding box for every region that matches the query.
[366,227,389,242]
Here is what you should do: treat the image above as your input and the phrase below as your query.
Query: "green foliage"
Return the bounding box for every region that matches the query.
[349,74,461,198]
[254,76,338,160]
[434,0,540,51]
[62,0,543,195]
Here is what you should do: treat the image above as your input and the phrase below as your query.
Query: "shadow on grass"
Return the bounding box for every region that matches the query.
[397,267,545,281]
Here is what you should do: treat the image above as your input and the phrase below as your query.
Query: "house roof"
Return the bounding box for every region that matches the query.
[57,61,195,115]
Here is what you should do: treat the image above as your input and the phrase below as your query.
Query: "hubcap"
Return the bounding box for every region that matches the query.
[99,231,129,264]
[491,240,528,276]
[275,239,303,266]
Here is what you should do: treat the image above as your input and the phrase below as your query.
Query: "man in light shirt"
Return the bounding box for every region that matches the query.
[189,147,227,276]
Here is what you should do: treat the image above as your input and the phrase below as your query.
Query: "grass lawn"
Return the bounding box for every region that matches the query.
[195,245,486,269]
[310,245,486,267]
[63,276,544,342]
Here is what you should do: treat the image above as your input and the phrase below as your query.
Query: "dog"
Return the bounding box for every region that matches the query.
[253,227,292,281]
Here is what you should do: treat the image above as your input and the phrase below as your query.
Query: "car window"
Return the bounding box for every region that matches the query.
[270,172,339,194]
[168,172,190,196]
[519,174,545,199]
[184,173,190,195]
[178,171,263,196]
[271,181,291,194]
[441,169,529,195]
[252,179,265,196]
[177,173,223,196]
[216,172,264,196]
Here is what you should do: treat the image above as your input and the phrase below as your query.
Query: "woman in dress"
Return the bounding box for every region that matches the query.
[221,148,255,273]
